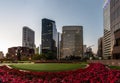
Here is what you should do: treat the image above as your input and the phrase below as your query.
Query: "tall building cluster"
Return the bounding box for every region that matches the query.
[6,0,120,60]
[6,18,84,60]
[101,0,120,59]
[7,26,35,60]
[41,18,84,59]
[5,0,120,60]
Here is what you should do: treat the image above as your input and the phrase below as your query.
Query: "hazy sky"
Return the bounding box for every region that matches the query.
[0,0,104,54]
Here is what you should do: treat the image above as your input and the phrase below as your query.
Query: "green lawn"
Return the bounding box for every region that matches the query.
[109,66,120,70]
[9,63,87,72]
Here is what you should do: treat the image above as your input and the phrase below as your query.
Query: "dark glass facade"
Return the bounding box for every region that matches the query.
[97,37,103,57]
[41,18,57,57]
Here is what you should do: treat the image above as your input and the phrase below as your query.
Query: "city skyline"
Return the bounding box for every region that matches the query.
[0,0,104,54]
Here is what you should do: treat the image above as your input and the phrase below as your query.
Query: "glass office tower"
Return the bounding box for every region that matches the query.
[41,18,58,58]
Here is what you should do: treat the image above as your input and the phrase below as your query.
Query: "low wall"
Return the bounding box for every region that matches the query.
[33,60,83,63]
[87,60,120,66]
[34,60,73,63]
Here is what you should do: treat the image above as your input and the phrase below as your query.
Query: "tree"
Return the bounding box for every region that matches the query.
[32,51,57,60]
[32,54,42,60]
[45,51,56,60]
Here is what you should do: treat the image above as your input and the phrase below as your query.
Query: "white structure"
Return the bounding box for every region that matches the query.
[22,26,35,49]
[103,0,112,59]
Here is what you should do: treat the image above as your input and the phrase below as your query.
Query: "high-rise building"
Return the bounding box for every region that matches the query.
[110,0,120,59]
[41,18,58,58]
[61,26,83,59]
[57,32,61,60]
[103,0,112,59]
[97,37,103,57]
[22,26,35,49]
[83,45,87,54]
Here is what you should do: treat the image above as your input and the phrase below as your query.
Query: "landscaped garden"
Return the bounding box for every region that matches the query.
[0,63,119,82]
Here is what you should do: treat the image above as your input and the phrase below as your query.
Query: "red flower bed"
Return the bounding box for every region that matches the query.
[0,63,120,83]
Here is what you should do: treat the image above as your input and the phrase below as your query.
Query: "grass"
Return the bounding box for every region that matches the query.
[9,63,87,72]
[109,66,120,70]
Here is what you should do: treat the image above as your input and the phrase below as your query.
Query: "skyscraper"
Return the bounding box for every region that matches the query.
[103,0,112,59]
[41,18,58,58]
[57,32,61,60]
[22,26,35,49]
[110,0,120,59]
[61,26,83,59]
[97,37,103,57]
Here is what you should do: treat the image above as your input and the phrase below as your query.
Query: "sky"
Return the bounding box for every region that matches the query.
[0,0,104,54]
